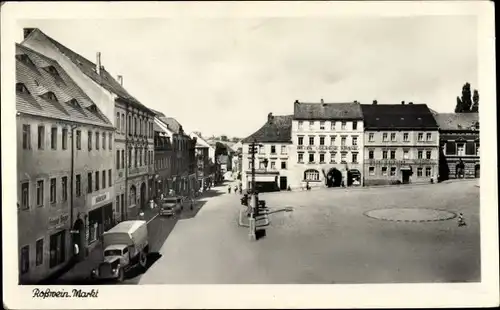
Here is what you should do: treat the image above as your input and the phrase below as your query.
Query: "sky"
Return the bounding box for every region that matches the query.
[16,16,478,138]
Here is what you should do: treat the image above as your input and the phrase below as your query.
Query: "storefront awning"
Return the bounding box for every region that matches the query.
[255,176,276,182]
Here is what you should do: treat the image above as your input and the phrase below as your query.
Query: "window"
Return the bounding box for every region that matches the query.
[403,133,409,141]
[270,161,276,170]
[390,167,396,176]
[102,170,106,189]
[426,133,432,141]
[381,167,388,176]
[62,128,68,150]
[418,133,423,141]
[95,171,100,191]
[309,121,314,130]
[76,130,81,150]
[390,150,396,159]
[76,174,81,197]
[382,150,388,159]
[109,133,112,149]
[88,131,92,151]
[341,137,346,146]
[121,114,125,134]
[248,161,252,169]
[330,152,336,163]
[341,153,347,163]
[353,122,358,130]
[20,245,29,274]
[87,172,92,193]
[390,133,396,141]
[49,230,66,268]
[457,143,465,156]
[417,167,423,177]
[426,151,432,159]
[320,137,325,145]
[330,136,336,145]
[102,132,106,150]
[22,125,31,149]
[128,149,132,168]
[309,153,315,163]
[36,239,44,266]
[368,150,374,159]
[281,145,287,154]
[425,167,432,177]
[37,125,45,150]
[298,121,303,130]
[298,136,303,145]
[281,161,287,169]
[331,121,336,130]
[369,133,374,142]
[50,178,56,204]
[128,115,132,135]
[403,150,409,160]
[116,196,120,214]
[116,113,120,131]
[309,136,314,145]
[320,153,325,163]
[304,169,320,181]
[476,144,480,156]
[21,182,29,209]
[352,153,358,163]
[352,137,358,146]
[16,82,30,93]
[369,167,375,176]
[61,177,67,202]
[134,117,138,135]
[135,148,138,167]
[320,121,325,130]
[298,153,304,163]
[341,121,346,130]
[95,132,100,150]
[418,150,423,159]
[271,145,276,154]
[121,150,125,169]
[116,150,120,169]
[382,133,388,141]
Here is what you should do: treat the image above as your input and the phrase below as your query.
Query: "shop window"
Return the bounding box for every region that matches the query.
[425,167,432,177]
[417,168,423,177]
[20,245,29,274]
[22,124,31,150]
[21,182,29,210]
[36,238,44,266]
[369,167,375,176]
[381,167,388,176]
[304,169,320,181]
[390,167,396,176]
[49,230,66,268]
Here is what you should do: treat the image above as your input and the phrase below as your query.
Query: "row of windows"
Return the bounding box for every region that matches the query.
[115,111,154,138]
[21,124,112,151]
[19,230,66,274]
[367,166,433,177]
[156,157,172,171]
[115,149,154,170]
[297,120,360,131]
[249,145,288,154]
[19,170,113,210]
[367,132,433,142]
[297,135,358,146]
[248,160,287,170]
[444,141,479,156]
[367,149,434,160]
[298,152,358,164]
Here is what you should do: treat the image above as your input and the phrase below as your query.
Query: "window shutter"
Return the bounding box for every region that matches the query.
[445,142,456,155]
[465,142,475,155]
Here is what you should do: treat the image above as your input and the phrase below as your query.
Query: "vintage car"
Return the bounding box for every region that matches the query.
[159,197,184,216]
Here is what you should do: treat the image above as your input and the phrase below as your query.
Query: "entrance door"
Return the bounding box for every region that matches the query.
[402,170,411,184]
[140,182,146,210]
[72,219,85,261]
[475,164,480,178]
[279,176,288,190]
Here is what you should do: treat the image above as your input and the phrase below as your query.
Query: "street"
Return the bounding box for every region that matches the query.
[139,180,480,284]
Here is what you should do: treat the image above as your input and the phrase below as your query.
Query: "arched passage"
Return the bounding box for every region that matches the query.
[326,168,342,187]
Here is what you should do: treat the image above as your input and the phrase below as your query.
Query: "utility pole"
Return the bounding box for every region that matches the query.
[248,139,259,241]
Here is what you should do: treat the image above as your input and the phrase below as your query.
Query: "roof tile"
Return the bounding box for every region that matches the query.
[242,115,293,143]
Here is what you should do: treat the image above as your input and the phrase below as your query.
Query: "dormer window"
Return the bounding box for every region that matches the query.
[42,91,58,102]
[45,66,59,76]
[16,83,30,94]
[15,54,35,67]
[89,105,97,112]
[68,99,79,107]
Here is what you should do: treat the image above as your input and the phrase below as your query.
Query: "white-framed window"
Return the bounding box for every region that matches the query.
[382,133,388,141]
[270,161,276,170]
[271,145,276,154]
[417,167,423,177]
[76,130,81,150]
[259,145,264,154]
[22,124,31,150]
[352,153,358,163]
[426,150,432,159]
[341,137,346,146]
[381,167,388,176]
[425,167,432,177]
[320,153,325,163]
[330,152,336,163]
[298,153,304,163]
[51,127,57,150]
[418,150,423,159]
[353,121,358,130]
[320,121,325,130]
[382,150,388,159]
[341,121,346,130]
[50,178,56,204]
[369,167,375,176]
[457,143,465,156]
[95,132,100,150]
[61,176,68,202]
[20,245,29,274]
[403,150,409,160]
[330,136,336,145]
[390,167,396,176]
[390,133,396,141]
[281,145,287,154]
[298,121,303,130]
[426,133,432,141]
[319,136,325,145]
[38,125,45,150]
[309,136,314,145]
[341,152,347,163]
[331,121,336,130]
[368,150,374,159]
[21,182,29,210]
[368,133,374,142]
[281,161,287,169]
[403,133,409,141]
[418,133,424,141]
[309,121,314,130]
[390,150,396,159]
[304,169,320,181]
[298,136,304,145]
[308,153,315,163]
[36,238,44,266]
[352,136,358,146]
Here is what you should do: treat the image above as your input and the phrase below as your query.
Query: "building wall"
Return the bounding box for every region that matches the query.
[289,119,365,188]
[440,131,480,179]
[363,130,440,185]
[153,132,174,198]
[17,114,114,284]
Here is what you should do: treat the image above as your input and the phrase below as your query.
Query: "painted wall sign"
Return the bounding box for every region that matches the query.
[48,213,69,230]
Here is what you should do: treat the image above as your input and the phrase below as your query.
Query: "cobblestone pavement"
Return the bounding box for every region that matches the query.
[139,180,480,284]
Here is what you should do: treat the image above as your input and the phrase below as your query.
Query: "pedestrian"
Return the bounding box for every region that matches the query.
[234,185,238,194]
[228,186,231,194]
[458,213,467,227]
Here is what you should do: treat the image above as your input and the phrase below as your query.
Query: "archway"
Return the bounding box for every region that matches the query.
[140,182,147,210]
[130,185,137,207]
[326,168,342,187]
[71,218,85,261]
[347,169,362,186]
[475,164,480,178]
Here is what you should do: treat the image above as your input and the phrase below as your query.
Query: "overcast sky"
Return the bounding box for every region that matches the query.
[16,16,477,138]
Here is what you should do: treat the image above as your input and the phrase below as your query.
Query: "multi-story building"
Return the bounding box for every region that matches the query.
[434,113,479,179]
[241,113,293,192]
[22,28,156,220]
[361,102,439,185]
[291,100,365,188]
[16,44,114,284]
[189,132,212,192]
[152,117,174,197]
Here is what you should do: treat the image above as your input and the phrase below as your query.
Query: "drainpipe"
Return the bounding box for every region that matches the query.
[70,125,77,246]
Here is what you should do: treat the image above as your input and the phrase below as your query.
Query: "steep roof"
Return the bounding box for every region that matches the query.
[149,108,165,117]
[294,101,363,120]
[159,117,185,135]
[434,113,479,131]
[22,28,153,115]
[16,44,113,128]
[242,115,293,144]
[153,117,173,137]
[361,104,438,130]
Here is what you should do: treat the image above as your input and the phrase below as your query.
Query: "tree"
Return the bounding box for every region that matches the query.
[461,82,472,111]
[454,96,463,113]
[220,135,229,142]
[470,89,479,112]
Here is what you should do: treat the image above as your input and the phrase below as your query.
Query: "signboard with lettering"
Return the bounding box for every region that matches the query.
[341,145,359,151]
[48,213,69,230]
[297,145,339,151]
[92,192,110,206]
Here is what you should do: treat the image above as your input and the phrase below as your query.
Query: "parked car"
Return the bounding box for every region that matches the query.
[159,197,184,216]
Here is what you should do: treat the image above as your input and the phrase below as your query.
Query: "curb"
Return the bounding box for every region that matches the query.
[363,208,458,223]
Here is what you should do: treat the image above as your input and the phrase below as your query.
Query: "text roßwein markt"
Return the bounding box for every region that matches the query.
[32,288,99,298]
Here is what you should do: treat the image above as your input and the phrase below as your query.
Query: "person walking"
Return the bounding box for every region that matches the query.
[228,185,231,194]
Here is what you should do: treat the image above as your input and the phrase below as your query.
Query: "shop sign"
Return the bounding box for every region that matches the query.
[297,145,339,151]
[48,213,69,230]
[92,192,110,206]
[341,145,359,151]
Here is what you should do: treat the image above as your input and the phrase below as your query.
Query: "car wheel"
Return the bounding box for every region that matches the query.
[117,268,124,282]
[139,251,147,269]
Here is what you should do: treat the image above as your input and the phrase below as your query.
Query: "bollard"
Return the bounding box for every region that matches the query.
[248,217,256,241]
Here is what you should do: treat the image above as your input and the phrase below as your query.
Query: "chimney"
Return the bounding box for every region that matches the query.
[117,75,123,86]
[354,100,358,104]
[401,101,405,105]
[294,99,299,104]
[408,101,413,105]
[23,28,35,39]
[320,98,324,104]
[96,52,101,75]
[268,112,274,123]
[373,100,378,105]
